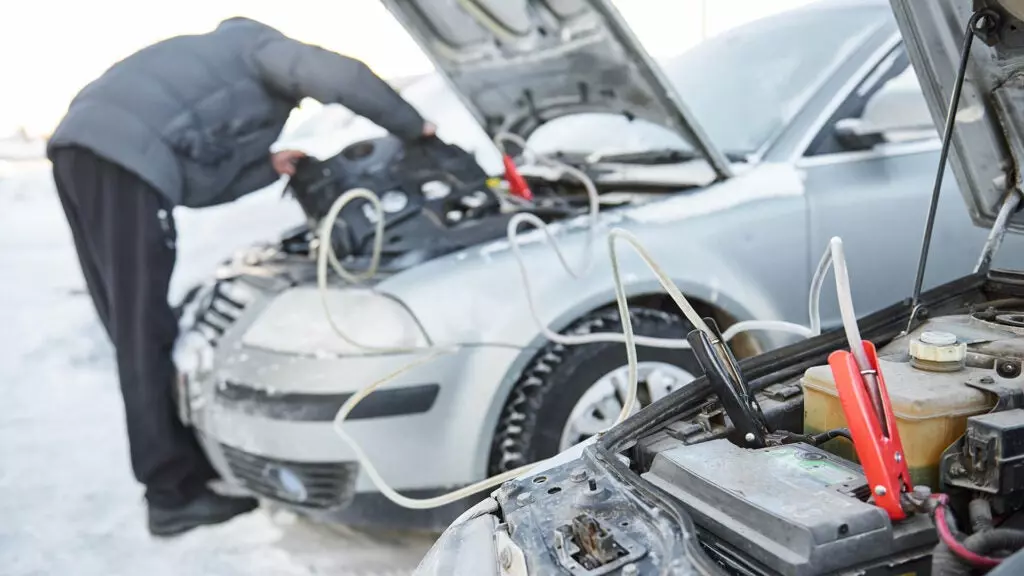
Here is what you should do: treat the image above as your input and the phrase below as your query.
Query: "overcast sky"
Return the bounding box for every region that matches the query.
[0,0,815,136]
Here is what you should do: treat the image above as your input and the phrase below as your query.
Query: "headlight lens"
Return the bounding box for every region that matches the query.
[172,330,216,423]
[241,286,429,356]
[414,511,502,576]
[173,330,216,377]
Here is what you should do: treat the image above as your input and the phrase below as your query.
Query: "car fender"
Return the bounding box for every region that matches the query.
[378,163,804,350]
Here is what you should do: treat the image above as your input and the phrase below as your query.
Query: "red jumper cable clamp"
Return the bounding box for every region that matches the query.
[827,340,914,520]
[502,154,533,201]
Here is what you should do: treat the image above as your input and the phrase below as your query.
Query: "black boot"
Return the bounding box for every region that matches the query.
[148,488,259,537]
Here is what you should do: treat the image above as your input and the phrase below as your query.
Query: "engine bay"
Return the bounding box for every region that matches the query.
[280,135,617,274]
[491,275,1024,576]
[642,306,1024,575]
[288,135,503,259]
[267,131,712,280]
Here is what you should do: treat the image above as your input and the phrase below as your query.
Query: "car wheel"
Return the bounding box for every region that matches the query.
[488,307,700,475]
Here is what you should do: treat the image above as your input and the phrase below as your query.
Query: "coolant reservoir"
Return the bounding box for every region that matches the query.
[801,345,994,489]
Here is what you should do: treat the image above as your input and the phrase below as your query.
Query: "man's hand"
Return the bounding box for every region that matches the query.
[421,121,437,138]
[271,150,306,176]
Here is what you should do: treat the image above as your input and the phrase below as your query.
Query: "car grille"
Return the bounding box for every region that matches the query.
[193,281,250,343]
[220,444,358,509]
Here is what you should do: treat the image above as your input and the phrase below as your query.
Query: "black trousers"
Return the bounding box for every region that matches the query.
[51,146,217,507]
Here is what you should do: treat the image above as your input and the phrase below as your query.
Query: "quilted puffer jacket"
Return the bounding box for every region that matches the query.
[47,17,426,208]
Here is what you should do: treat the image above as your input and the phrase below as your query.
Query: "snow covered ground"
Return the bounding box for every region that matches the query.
[0,137,46,161]
[0,165,435,575]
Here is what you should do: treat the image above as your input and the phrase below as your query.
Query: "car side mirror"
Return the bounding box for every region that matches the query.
[833,69,937,150]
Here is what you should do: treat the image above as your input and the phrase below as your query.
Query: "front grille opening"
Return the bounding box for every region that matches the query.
[220,444,357,509]
[196,281,249,341]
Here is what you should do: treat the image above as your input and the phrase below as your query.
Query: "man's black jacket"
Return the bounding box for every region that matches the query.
[47,17,426,208]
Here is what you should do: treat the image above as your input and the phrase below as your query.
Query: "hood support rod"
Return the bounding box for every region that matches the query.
[911,11,990,316]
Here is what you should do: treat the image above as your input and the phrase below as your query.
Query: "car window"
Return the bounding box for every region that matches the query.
[526,4,890,159]
[804,44,937,157]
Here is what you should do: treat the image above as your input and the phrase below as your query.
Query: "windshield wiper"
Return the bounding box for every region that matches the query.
[591,148,747,165]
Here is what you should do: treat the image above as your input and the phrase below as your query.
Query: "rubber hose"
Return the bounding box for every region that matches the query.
[965,528,1024,557]
[931,542,972,576]
[811,428,852,445]
[932,503,971,576]
[932,528,1024,575]
[970,499,994,534]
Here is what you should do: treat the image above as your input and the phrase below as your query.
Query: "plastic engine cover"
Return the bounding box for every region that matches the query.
[642,439,936,576]
[288,135,498,258]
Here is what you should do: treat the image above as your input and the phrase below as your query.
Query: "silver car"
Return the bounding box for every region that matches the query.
[414,1,1024,574]
[173,0,1024,530]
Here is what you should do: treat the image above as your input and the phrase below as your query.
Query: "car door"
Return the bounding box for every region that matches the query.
[797,43,1002,327]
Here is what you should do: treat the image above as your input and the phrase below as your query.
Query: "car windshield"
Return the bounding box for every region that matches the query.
[526,4,891,161]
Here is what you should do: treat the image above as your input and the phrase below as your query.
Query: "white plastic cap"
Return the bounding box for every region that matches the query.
[910,330,966,366]
[920,331,958,346]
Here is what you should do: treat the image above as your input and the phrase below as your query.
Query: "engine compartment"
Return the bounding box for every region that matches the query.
[806,310,1024,495]
[281,134,612,274]
[270,131,711,281]
[494,276,1024,576]
[288,135,504,258]
[643,302,1024,575]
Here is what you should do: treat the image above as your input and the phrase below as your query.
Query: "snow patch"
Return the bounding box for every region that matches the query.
[0,171,434,576]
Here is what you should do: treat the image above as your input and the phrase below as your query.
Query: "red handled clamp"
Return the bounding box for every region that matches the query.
[502,154,533,201]
[827,341,913,520]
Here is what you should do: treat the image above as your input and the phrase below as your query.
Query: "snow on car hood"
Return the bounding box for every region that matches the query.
[890,0,1024,231]
[377,0,733,181]
[475,162,790,259]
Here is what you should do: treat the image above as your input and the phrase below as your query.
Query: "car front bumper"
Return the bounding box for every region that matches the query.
[185,340,521,529]
[172,273,526,529]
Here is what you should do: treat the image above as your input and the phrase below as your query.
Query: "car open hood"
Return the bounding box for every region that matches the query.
[377,0,732,180]
[889,0,1024,231]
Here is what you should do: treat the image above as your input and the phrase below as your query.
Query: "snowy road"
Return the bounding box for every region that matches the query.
[0,164,435,575]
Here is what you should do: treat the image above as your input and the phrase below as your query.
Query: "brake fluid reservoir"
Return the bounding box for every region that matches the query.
[801,346,994,489]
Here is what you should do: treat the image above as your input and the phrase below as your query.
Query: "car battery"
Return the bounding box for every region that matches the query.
[642,439,936,576]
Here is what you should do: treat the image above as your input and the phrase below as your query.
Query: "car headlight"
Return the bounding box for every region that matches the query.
[414,442,600,576]
[173,330,216,377]
[240,286,429,356]
[172,330,216,424]
[414,498,505,576]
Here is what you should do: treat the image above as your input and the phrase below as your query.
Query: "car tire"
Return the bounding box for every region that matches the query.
[487,306,700,475]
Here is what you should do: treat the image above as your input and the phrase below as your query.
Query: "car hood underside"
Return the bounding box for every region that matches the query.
[377,0,732,179]
[891,0,1024,231]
